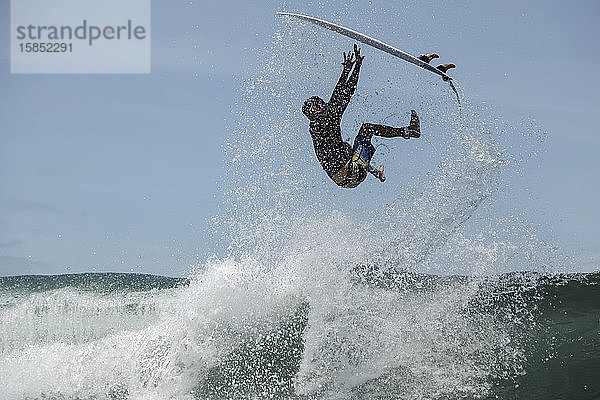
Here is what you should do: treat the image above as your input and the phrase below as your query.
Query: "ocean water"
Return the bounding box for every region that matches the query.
[0,271,598,399]
[2,12,599,400]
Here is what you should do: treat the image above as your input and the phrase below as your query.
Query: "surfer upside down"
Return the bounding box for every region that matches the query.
[303,44,421,188]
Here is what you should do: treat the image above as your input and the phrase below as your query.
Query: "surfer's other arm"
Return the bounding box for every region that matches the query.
[346,44,364,93]
[329,44,364,113]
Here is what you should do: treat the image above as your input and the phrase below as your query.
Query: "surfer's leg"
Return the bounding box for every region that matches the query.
[360,110,420,139]
[359,123,402,138]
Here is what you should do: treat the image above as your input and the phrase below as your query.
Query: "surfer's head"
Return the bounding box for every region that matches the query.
[302,96,325,120]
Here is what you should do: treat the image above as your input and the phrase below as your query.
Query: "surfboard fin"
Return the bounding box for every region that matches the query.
[436,63,456,73]
[418,53,439,64]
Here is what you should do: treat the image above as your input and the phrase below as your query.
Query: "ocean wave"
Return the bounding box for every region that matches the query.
[0,270,597,399]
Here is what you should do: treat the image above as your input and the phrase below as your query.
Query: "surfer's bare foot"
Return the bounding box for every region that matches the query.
[405,110,420,138]
[369,164,385,182]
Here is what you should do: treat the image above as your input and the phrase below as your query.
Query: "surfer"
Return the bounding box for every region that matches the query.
[302,44,421,188]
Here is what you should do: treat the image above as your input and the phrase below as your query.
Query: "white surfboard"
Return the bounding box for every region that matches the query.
[276,11,460,105]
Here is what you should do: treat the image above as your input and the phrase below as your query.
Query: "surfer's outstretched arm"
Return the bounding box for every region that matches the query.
[329,44,363,115]
[329,50,353,107]
[346,44,363,93]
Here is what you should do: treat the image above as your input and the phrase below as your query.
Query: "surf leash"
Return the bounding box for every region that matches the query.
[421,132,443,162]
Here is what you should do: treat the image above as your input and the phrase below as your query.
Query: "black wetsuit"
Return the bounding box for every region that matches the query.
[309,62,361,179]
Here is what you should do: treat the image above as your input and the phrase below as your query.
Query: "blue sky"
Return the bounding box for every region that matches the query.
[1,0,598,276]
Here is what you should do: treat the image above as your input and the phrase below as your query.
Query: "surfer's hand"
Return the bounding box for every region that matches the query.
[354,44,364,65]
[342,50,355,71]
